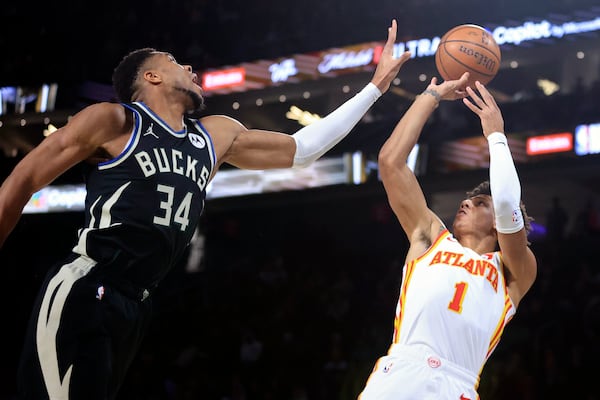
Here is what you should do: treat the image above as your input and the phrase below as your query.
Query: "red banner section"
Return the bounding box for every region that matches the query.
[200,42,383,95]
[526,133,573,155]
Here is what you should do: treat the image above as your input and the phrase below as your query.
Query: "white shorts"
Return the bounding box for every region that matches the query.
[358,345,479,400]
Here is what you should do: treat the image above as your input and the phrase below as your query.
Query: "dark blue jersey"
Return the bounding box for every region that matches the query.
[72,102,216,289]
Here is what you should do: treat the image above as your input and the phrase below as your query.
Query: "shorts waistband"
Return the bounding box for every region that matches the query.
[388,343,479,387]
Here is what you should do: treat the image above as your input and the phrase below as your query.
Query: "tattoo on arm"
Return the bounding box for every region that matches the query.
[421,88,441,102]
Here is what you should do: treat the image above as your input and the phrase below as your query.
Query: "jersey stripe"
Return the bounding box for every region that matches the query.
[192,120,217,168]
[36,256,97,399]
[413,229,450,264]
[73,195,102,256]
[73,182,129,256]
[392,259,417,345]
[99,104,142,170]
[485,295,514,359]
[98,182,130,228]
[134,102,188,137]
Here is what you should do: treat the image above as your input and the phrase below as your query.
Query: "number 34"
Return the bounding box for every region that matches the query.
[153,184,193,231]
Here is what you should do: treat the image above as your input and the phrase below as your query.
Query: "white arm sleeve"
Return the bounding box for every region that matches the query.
[291,83,381,168]
[487,132,524,234]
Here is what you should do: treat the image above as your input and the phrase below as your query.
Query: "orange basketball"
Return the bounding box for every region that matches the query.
[435,24,501,88]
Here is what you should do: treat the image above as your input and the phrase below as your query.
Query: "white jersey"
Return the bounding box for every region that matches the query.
[388,229,515,377]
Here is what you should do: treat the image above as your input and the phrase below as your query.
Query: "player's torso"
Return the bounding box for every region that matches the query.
[390,230,515,374]
[73,102,216,285]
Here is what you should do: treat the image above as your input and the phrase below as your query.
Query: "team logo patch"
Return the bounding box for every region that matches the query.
[143,123,158,138]
[427,356,441,368]
[189,133,206,149]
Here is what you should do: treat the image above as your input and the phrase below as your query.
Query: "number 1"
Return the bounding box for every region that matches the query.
[448,281,468,313]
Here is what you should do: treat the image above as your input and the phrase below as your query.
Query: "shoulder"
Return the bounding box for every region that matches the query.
[74,102,130,126]
[66,102,134,146]
[196,115,249,158]
[199,114,247,135]
[81,101,125,115]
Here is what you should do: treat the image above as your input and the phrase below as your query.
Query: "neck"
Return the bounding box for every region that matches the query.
[456,233,497,255]
[136,93,187,130]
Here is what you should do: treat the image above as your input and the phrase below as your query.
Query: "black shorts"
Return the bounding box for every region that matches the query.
[17,254,153,400]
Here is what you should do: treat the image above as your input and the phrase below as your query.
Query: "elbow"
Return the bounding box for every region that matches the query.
[291,156,311,169]
[377,146,401,176]
[377,157,399,184]
[377,146,393,168]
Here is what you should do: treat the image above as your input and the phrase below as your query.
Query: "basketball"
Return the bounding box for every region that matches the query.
[435,24,501,88]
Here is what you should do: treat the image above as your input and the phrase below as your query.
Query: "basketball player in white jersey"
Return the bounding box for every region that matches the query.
[358,75,537,400]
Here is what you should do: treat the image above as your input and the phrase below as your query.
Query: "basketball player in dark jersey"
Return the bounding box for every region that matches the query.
[0,20,410,400]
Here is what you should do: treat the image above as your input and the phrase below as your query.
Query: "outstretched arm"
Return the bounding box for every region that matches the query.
[463,81,537,306]
[213,19,412,171]
[378,74,469,256]
[0,103,130,248]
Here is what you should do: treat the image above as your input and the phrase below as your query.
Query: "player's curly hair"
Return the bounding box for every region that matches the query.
[466,180,533,236]
[112,48,157,102]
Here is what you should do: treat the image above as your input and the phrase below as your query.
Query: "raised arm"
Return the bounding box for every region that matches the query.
[0,102,131,248]
[210,19,412,171]
[463,81,537,306]
[378,74,469,254]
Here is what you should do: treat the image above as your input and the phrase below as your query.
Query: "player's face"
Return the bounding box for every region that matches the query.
[161,53,205,112]
[452,194,495,235]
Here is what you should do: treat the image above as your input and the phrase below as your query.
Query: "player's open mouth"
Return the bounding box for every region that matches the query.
[192,74,202,88]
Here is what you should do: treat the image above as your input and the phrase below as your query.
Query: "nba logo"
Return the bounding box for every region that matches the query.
[512,209,521,224]
[96,285,105,300]
[382,362,394,373]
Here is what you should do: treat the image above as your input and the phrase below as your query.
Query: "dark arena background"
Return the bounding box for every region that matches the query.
[1,0,600,399]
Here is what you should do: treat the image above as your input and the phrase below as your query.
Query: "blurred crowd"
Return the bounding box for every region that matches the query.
[108,193,600,400]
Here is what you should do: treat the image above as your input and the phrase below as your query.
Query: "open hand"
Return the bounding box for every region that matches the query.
[370,19,412,93]
[463,81,504,137]
[424,72,470,102]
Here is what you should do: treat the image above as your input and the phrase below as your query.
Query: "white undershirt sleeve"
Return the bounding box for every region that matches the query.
[291,83,381,168]
[487,131,524,234]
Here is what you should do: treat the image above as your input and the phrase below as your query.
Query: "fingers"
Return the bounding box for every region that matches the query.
[462,97,481,114]
[466,85,486,109]
[457,72,470,87]
[474,81,498,108]
[454,89,468,99]
[386,19,397,46]
[397,50,411,63]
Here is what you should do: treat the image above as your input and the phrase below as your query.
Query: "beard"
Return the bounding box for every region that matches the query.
[175,86,206,114]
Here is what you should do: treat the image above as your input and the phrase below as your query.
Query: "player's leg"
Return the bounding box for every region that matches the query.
[16,255,150,400]
[17,263,58,400]
[63,266,153,399]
